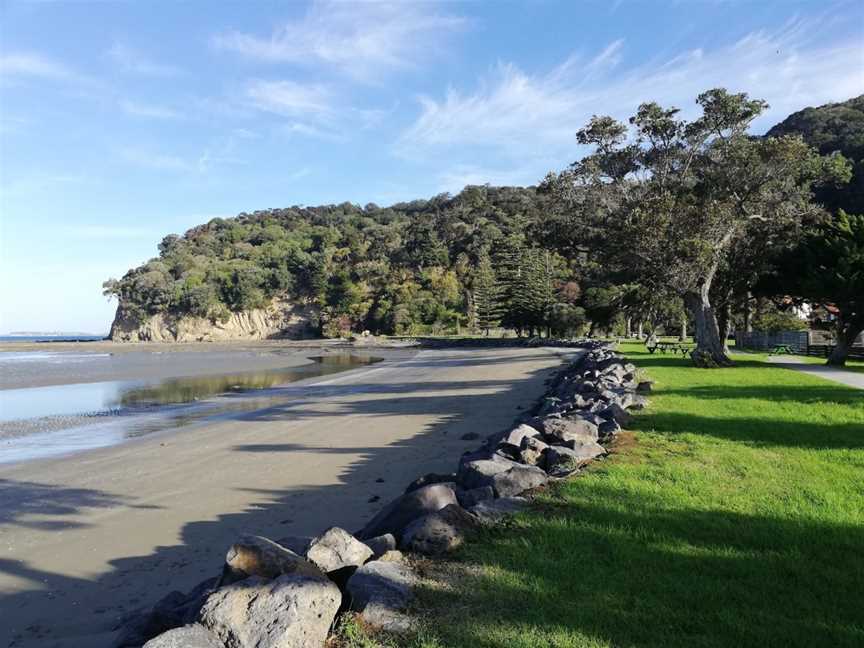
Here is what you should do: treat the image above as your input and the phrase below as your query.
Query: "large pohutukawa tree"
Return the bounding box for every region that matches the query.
[548,88,850,367]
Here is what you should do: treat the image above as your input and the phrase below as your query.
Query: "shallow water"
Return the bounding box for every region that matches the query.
[0,354,382,463]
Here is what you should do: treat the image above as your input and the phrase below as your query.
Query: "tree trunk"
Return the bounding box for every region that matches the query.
[684,290,733,367]
[716,301,732,351]
[679,313,687,341]
[637,321,643,339]
[827,321,863,367]
[743,292,753,333]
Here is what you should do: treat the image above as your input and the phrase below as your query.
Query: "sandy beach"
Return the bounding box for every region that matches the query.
[0,345,575,648]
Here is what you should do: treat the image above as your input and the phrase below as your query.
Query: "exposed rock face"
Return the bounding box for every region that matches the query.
[109,299,318,342]
[199,574,341,648]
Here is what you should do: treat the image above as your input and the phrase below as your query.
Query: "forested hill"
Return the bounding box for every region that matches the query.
[105,94,863,341]
[103,185,567,338]
[766,95,864,214]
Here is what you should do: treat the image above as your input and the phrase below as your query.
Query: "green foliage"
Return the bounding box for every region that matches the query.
[106,186,555,336]
[471,253,503,333]
[767,95,864,214]
[751,308,808,333]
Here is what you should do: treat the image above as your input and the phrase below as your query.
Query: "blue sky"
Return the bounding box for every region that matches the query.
[1,0,862,333]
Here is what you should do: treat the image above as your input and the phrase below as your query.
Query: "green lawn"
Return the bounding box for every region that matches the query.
[352,342,864,648]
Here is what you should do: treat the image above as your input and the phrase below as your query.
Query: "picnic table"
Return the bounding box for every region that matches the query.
[768,344,796,355]
[646,340,693,356]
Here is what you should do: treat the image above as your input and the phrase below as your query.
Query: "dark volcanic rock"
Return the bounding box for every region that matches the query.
[358,483,459,541]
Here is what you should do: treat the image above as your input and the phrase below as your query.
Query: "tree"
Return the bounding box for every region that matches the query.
[550,89,850,366]
[765,211,864,366]
[472,253,503,334]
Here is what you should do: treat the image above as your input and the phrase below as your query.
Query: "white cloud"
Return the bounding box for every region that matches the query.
[108,42,182,77]
[120,99,182,120]
[246,79,335,119]
[121,148,193,172]
[213,0,466,81]
[397,19,864,166]
[0,52,96,86]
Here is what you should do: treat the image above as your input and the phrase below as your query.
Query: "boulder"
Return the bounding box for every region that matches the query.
[598,419,621,439]
[377,550,404,562]
[143,625,222,648]
[519,436,549,466]
[114,579,218,647]
[347,560,415,632]
[600,403,632,427]
[469,497,529,524]
[488,464,548,497]
[627,394,649,410]
[636,381,654,393]
[404,472,457,493]
[274,536,313,556]
[364,533,396,560]
[306,527,373,573]
[221,535,325,586]
[457,485,495,509]
[358,483,459,541]
[199,574,341,648]
[540,416,599,444]
[400,504,480,555]
[457,459,515,490]
[545,443,605,476]
[500,423,541,448]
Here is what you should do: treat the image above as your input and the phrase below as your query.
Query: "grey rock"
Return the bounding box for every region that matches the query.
[598,419,621,438]
[627,394,649,410]
[600,402,632,427]
[306,527,373,573]
[404,472,457,493]
[364,533,396,560]
[469,497,529,524]
[500,423,541,448]
[519,436,549,466]
[457,485,495,508]
[636,381,654,393]
[200,574,340,648]
[143,625,222,648]
[221,535,325,586]
[274,535,313,556]
[457,458,515,490]
[540,416,599,444]
[489,464,548,497]
[347,560,415,632]
[545,443,606,476]
[358,483,459,540]
[400,504,480,555]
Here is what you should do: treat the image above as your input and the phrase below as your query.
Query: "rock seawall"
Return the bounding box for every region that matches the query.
[116,342,649,647]
[109,300,318,343]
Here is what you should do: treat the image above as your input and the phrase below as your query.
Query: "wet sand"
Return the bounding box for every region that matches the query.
[0,340,410,390]
[0,346,578,648]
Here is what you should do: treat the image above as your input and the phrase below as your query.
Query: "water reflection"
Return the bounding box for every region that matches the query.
[0,354,382,463]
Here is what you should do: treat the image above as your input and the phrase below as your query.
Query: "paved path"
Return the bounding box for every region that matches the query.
[768,356,864,390]
[0,346,577,648]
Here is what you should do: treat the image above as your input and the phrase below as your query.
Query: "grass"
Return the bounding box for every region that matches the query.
[343,342,864,648]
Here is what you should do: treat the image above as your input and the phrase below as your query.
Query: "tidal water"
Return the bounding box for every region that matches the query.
[0,354,381,464]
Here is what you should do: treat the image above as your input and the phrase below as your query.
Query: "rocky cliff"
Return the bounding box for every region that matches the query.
[109,300,318,342]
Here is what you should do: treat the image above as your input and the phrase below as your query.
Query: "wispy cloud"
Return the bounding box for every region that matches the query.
[243,78,389,141]
[121,148,193,172]
[437,164,541,193]
[108,42,182,77]
[120,99,182,120]
[0,52,97,86]
[397,19,864,166]
[213,0,467,81]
